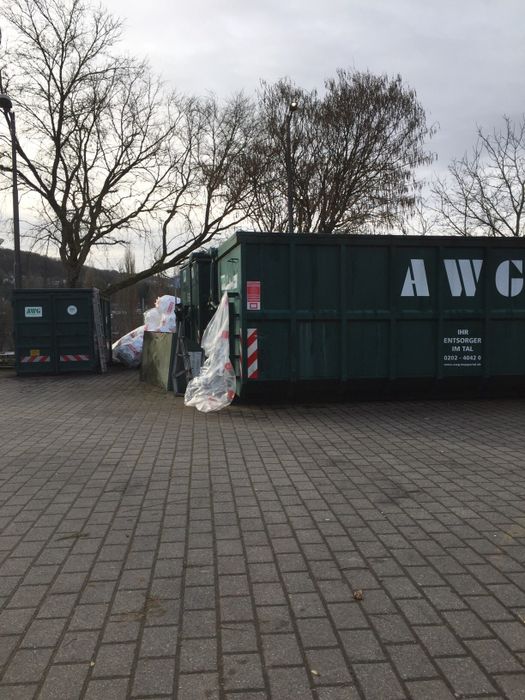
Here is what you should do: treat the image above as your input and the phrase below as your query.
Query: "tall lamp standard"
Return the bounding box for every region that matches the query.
[285,101,298,234]
[0,91,22,288]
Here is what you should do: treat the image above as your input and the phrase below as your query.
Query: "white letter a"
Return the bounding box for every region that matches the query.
[401,259,429,297]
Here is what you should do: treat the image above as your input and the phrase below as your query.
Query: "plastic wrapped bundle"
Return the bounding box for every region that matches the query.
[144,308,162,331]
[112,327,144,368]
[155,295,178,332]
[184,292,236,413]
[112,294,179,367]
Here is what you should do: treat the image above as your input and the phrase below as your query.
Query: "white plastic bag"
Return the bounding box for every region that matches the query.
[112,326,144,368]
[156,295,177,315]
[112,294,179,367]
[184,292,236,413]
[144,308,162,331]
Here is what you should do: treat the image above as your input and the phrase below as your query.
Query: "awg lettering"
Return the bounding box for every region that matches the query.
[401,258,524,298]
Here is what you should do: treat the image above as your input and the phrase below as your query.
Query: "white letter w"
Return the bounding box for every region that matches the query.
[444,259,482,297]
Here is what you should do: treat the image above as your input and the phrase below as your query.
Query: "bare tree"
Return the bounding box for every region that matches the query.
[432,115,525,237]
[399,199,438,236]
[245,71,435,233]
[0,0,257,292]
[105,92,257,294]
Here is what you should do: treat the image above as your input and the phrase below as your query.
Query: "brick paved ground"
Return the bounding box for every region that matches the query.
[1,369,525,699]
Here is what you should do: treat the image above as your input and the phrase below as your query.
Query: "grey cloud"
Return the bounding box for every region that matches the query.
[105,0,525,170]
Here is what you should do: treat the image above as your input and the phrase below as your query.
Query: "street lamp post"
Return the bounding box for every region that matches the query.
[285,101,298,234]
[0,91,22,288]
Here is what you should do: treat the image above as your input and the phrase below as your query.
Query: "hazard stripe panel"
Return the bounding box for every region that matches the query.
[60,354,90,362]
[247,328,258,379]
[21,355,51,363]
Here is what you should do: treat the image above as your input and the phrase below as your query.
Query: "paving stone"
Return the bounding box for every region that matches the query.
[495,674,525,699]
[55,630,99,663]
[388,643,438,680]
[316,687,361,700]
[267,666,314,700]
[467,595,514,621]
[370,613,414,643]
[406,679,456,699]
[222,652,265,691]
[442,610,492,639]
[491,621,525,651]
[221,622,258,654]
[297,618,338,648]
[465,638,524,673]
[256,605,294,635]
[327,601,368,630]
[38,663,89,700]
[2,647,53,684]
[436,656,496,695]
[132,657,175,696]
[179,637,217,672]
[177,672,220,700]
[92,642,135,677]
[397,598,442,625]
[0,635,18,667]
[340,628,385,662]
[84,678,130,700]
[140,625,178,657]
[305,647,354,685]
[262,633,303,666]
[414,625,466,657]
[68,604,108,631]
[0,608,35,634]
[353,661,405,699]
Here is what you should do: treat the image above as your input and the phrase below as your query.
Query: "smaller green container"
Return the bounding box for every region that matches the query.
[12,288,111,375]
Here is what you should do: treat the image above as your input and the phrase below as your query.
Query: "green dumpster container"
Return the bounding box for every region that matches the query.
[12,288,111,375]
[216,231,525,399]
[180,249,218,346]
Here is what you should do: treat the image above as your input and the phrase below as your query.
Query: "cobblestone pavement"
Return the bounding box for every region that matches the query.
[2,369,525,699]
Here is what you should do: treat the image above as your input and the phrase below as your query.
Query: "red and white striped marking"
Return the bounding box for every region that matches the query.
[21,355,50,363]
[237,333,243,380]
[247,328,258,379]
[60,354,90,362]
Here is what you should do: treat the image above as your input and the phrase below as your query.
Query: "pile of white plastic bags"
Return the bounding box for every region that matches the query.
[112,295,178,368]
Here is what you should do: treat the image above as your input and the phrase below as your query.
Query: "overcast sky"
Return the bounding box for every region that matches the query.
[103,0,525,174]
[3,0,524,267]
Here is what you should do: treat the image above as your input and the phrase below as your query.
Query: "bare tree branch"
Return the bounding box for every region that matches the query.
[1,0,258,291]
[431,115,525,237]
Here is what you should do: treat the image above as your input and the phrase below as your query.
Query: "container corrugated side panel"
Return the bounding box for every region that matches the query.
[54,291,96,372]
[216,232,525,398]
[13,291,56,374]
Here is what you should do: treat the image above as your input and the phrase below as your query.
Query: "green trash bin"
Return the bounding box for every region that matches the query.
[12,288,111,375]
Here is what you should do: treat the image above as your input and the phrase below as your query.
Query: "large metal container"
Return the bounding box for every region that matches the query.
[12,288,111,375]
[217,231,525,398]
[180,249,218,346]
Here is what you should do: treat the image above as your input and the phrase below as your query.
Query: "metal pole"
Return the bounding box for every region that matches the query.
[286,113,293,234]
[9,111,22,288]
[285,101,298,234]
